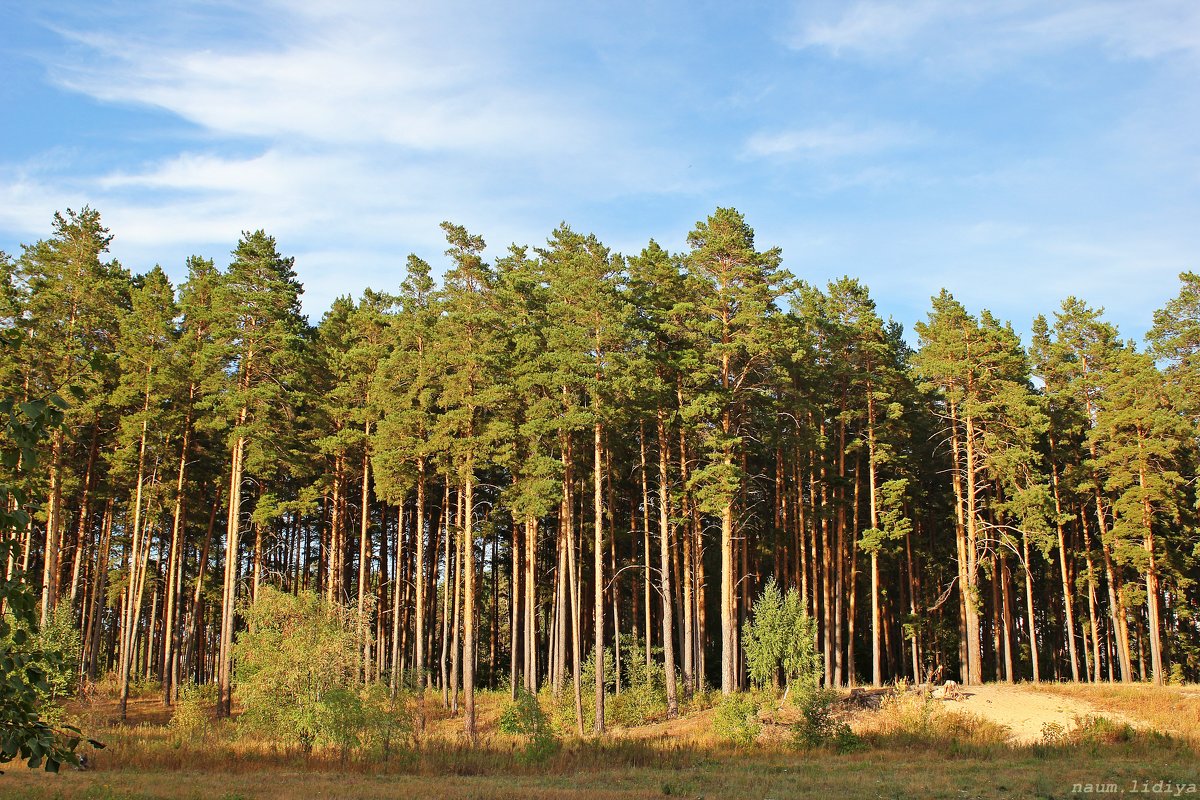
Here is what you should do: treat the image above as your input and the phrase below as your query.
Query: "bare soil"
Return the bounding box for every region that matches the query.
[926,683,1134,743]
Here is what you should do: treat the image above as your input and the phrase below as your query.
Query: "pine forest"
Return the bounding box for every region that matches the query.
[4,204,1200,745]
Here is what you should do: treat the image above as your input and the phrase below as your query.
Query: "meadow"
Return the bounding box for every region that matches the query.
[3,683,1197,800]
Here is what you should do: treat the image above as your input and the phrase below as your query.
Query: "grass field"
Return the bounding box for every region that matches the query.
[3,684,1197,800]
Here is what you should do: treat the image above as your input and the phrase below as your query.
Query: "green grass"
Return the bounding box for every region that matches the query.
[8,684,1195,799]
[5,746,1199,800]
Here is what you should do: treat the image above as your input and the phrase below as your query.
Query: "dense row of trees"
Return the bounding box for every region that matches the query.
[2,206,1196,742]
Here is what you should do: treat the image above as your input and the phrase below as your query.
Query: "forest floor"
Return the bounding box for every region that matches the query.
[3,683,1198,800]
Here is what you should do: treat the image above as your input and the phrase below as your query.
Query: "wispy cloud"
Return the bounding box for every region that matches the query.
[789,0,1200,65]
[743,122,924,161]
[50,10,597,157]
[5,2,702,313]
[3,0,1196,340]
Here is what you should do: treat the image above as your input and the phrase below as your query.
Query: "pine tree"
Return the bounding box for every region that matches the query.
[490,245,559,697]
[913,293,1043,684]
[1092,347,1191,684]
[682,208,788,694]
[110,266,180,718]
[174,256,229,691]
[374,256,439,692]
[626,239,688,716]
[213,231,309,717]
[537,223,630,731]
[1051,298,1136,682]
[434,222,504,742]
[19,208,130,626]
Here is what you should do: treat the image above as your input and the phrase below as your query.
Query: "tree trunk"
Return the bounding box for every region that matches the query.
[1137,448,1165,685]
[462,473,477,743]
[525,516,538,693]
[161,411,190,704]
[358,436,372,683]
[866,384,882,687]
[218,428,246,718]
[414,460,426,691]
[1047,448,1081,681]
[1022,529,1041,682]
[593,421,606,732]
[119,412,151,721]
[656,411,679,717]
[562,442,585,736]
[439,483,452,706]
[1079,507,1103,682]
[450,490,463,714]
[40,429,65,626]
[639,425,653,671]
[510,507,521,700]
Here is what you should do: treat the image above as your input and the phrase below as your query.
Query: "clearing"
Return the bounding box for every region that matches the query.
[1,683,1196,800]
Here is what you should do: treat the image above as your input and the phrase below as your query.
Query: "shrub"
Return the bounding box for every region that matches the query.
[686,686,719,714]
[608,645,668,727]
[2,601,81,730]
[609,678,666,728]
[546,646,618,734]
[360,683,416,759]
[791,686,863,753]
[543,684,580,736]
[169,683,215,743]
[233,587,366,753]
[538,641,673,733]
[1070,715,1136,745]
[498,689,559,763]
[0,383,92,772]
[317,687,366,760]
[1168,663,1186,686]
[1040,721,1067,746]
[713,693,761,747]
[743,578,820,694]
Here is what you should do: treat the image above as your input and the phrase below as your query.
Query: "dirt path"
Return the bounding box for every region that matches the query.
[947,684,1121,744]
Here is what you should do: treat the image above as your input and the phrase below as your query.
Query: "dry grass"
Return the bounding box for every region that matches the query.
[5,748,1199,800]
[3,684,1195,799]
[1038,682,1200,747]
[852,691,1012,754]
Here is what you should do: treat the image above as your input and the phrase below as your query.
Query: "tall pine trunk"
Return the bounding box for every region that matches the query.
[656,411,679,717]
[218,430,246,718]
[593,421,605,732]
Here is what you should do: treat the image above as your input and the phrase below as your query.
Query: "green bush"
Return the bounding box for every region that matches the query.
[541,641,672,732]
[713,692,761,746]
[0,379,93,772]
[608,644,668,727]
[169,683,215,743]
[609,678,666,728]
[360,683,416,759]
[743,578,820,693]
[791,686,863,753]
[499,689,559,763]
[2,601,81,729]
[1071,715,1137,745]
[545,646,616,734]
[233,587,367,753]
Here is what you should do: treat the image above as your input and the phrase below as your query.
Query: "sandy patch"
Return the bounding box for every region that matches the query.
[947,684,1128,744]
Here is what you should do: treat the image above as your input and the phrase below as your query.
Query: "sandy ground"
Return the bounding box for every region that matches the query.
[943,683,1125,744]
[591,684,1129,745]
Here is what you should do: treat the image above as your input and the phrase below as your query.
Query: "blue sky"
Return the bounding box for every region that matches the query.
[2,1,1197,342]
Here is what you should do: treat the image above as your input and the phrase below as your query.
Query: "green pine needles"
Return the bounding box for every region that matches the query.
[743,578,820,693]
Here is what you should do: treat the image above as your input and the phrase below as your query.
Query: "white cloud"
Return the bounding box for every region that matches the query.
[49,5,603,159]
[792,0,954,57]
[790,0,1200,65]
[1,1,704,315]
[743,122,924,161]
